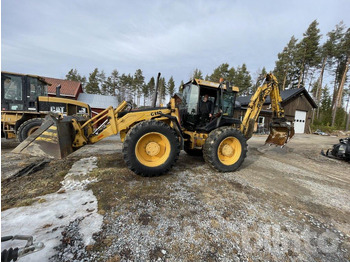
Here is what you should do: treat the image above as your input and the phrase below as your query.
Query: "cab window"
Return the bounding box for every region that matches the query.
[182,84,199,114]
[3,75,23,101]
[222,91,235,117]
[28,77,48,100]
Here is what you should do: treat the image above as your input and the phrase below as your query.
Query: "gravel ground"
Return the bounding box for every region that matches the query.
[1,134,349,261]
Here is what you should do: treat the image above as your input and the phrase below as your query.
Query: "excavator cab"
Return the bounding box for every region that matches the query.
[179,79,241,133]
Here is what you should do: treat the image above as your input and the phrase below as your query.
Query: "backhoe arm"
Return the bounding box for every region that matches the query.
[240,73,294,146]
[241,73,281,139]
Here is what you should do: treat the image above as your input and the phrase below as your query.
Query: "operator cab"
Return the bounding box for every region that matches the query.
[179,78,241,132]
[1,72,48,111]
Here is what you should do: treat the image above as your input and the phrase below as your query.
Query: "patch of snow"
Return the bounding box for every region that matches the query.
[1,157,103,261]
[61,157,98,190]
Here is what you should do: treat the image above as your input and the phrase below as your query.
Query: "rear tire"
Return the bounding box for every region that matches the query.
[17,118,44,142]
[122,120,180,177]
[203,127,247,172]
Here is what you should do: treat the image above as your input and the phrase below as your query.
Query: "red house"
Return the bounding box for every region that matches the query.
[43,77,83,100]
[42,76,118,117]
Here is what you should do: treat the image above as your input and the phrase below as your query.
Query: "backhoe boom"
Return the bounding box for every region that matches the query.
[240,73,294,145]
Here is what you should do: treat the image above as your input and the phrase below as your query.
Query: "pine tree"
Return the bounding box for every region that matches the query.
[147,77,156,106]
[274,36,298,90]
[85,68,101,94]
[295,20,321,89]
[319,85,332,125]
[141,83,149,107]
[119,73,133,102]
[103,70,120,99]
[119,74,127,101]
[345,87,350,131]
[167,76,175,97]
[207,63,236,83]
[334,28,350,115]
[158,77,166,105]
[98,70,107,95]
[314,32,337,119]
[328,22,348,126]
[133,69,145,107]
[192,68,203,79]
[65,69,87,89]
[253,67,267,93]
[234,64,252,95]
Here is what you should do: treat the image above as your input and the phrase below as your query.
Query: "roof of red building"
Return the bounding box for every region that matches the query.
[43,77,82,98]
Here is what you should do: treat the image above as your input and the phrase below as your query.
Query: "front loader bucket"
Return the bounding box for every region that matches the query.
[265,120,294,146]
[12,115,74,159]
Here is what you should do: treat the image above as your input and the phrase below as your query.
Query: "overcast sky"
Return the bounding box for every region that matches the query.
[1,0,350,87]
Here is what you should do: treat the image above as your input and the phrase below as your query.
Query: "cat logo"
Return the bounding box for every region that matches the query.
[50,106,65,114]
[150,111,162,116]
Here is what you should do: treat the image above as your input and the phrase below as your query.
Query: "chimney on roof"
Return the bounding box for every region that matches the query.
[56,85,61,97]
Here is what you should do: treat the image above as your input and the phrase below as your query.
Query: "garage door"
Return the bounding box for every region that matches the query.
[294,110,307,133]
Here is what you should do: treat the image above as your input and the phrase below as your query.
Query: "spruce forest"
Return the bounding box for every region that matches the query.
[66,20,350,131]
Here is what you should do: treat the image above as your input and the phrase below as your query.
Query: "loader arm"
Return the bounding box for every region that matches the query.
[71,101,129,148]
[240,73,294,146]
[71,101,176,149]
[13,98,180,159]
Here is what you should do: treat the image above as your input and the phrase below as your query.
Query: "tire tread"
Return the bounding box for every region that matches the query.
[17,118,44,142]
[122,120,180,177]
[203,127,247,172]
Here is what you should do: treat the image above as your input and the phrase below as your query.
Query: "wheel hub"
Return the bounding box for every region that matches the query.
[135,131,171,168]
[221,144,234,157]
[28,126,39,136]
[145,141,160,156]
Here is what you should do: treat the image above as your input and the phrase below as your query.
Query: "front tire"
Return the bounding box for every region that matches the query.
[122,120,180,177]
[203,127,247,172]
[17,118,44,142]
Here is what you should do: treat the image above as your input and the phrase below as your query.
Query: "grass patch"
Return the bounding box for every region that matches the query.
[87,168,134,214]
[88,153,177,213]
[1,159,75,211]
[96,153,125,168]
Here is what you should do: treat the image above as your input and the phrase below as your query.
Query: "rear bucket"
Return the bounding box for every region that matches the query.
[12,114,74,159]
[265,121,294,146]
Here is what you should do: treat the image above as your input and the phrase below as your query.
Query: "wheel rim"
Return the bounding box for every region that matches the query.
[27,126,40,137]
[217,136,242,166]
[135,132,171,167]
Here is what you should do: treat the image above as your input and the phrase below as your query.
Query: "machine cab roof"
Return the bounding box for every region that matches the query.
[183,78,239,92]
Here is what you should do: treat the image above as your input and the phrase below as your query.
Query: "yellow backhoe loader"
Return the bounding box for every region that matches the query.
[13,73,294,176]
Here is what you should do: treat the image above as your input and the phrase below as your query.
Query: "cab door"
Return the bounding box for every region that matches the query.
[26,76,48,111]
[1,73,25,111]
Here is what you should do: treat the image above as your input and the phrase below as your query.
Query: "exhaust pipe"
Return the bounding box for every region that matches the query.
[56,85,61,97]
[152,73,161,107]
